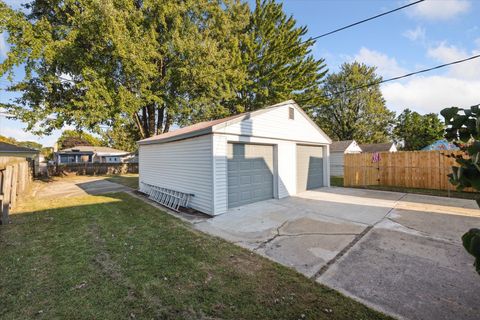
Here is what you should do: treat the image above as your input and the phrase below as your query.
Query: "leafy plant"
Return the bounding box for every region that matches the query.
[441,105,480,275]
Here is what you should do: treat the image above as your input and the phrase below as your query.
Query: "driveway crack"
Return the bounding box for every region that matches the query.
[254,220,288,251]
[311,225,373,280]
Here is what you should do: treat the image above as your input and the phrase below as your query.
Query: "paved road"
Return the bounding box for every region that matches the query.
[193,187,480,320]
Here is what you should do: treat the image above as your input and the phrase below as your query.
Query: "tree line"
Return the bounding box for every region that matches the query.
[0,0,444,152]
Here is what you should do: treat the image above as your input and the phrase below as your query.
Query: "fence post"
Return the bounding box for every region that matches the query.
[1,165,13,225]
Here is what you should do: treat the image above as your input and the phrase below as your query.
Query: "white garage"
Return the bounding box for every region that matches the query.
[138,100,331,216]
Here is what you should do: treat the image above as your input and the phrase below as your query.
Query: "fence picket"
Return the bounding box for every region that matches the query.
[344,150,474,192]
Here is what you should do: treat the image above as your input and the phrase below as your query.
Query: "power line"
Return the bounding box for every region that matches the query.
[323,53,480,98]
[309,0,425,41]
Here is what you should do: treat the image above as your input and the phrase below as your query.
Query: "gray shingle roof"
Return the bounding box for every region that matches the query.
[0,141,39,153]
[330,140,355,153]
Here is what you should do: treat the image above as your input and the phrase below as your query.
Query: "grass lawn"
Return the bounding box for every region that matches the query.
[0,192,391,320]
[330,176,478,202]
[105,174,139,189]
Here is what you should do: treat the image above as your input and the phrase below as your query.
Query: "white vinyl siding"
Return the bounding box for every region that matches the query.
[330,152,345,177]
[139,135,213,214]
[215,103,330,144]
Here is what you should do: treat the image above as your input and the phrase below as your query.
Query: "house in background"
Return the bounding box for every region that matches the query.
[359,142,397,153]
[0,141,40,173]
[55,146,130,164]
[138,100,331,216]
[330,140,362,177]
[421,139,459,151]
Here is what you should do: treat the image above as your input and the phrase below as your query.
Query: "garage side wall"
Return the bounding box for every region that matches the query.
[139,135,214,214]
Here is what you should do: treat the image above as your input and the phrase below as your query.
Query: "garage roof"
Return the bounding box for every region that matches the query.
[0,141,40,153]
[138,100,331,145]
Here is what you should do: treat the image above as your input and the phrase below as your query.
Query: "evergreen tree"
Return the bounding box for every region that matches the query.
[230,0,327,113]
[315,62,395,143]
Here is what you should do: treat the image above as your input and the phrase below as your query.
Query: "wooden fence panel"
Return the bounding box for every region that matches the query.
[0,157,34,224]
[344,150,474,192]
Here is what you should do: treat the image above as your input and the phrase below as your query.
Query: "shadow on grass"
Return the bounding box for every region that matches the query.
[1,192,391,320]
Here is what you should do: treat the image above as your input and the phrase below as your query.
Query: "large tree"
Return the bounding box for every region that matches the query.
[314,62,395,143]
[0,0,327,144]
[393,109,444,151]
[230,0,327,113]
[0,0,249,139]
[57,130,102,149]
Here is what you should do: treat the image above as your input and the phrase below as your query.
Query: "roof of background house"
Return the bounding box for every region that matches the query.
[359,142,395,153]
[138,100,332,145]
[330,140,355,153]
[0,141,40,153]
[58,146,129,154]
[421,139,459,151]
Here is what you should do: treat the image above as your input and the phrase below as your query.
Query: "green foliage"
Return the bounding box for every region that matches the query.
[229,0,327,113]
[0,135,17,145]
[441,106,480,276]
[0,0,327,142]
[57,130,102,149]
[313,62,395,144]
[41,147,53,161]
[462,228,480,275]
[441,106,480,191]
[0,134,41,149]
[393,109,444,151]
[100,119,140,152]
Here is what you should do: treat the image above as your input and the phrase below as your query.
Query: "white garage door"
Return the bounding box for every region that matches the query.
[227,143,274,208]
[296,145,324,192]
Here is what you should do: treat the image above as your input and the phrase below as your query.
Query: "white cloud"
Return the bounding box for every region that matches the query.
[427,42,480,80]
[353,47,408,78]
[382,76,480,114]
[408,0,471,20]
[403,26,426,42]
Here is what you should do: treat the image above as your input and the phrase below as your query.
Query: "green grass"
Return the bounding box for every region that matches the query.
[105,174,139,189]
[1,193,392,320]
[330,176,478,202]
[330,176,344,187]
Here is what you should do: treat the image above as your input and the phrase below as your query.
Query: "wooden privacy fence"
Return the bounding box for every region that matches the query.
[47,163,138,176]
[344,150,473,192]
[0,157,34,224]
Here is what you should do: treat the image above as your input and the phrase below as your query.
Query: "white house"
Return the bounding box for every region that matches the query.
[138,100,332,216]
[330,140,362,177]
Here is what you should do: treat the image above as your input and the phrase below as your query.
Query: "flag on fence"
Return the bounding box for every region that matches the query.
[372,152,381,163]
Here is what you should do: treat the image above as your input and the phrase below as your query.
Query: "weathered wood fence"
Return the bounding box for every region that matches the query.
[0,157,34,224]
[47,163,138,176]
[344,150,474,192]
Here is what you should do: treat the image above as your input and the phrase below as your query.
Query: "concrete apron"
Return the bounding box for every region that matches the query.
[193,187,480,320]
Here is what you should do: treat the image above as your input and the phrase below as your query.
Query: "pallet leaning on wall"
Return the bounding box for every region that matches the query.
[0,157,33,224]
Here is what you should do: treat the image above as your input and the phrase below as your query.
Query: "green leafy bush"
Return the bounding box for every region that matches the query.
[441,105,480,275]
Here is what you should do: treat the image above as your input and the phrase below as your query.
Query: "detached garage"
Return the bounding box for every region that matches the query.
[138,100,331,216]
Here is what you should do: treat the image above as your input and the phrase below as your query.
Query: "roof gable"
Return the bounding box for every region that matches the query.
[138,100,331,145]
[359,142,396,153]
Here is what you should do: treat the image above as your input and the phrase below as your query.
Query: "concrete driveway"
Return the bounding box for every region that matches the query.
[194,187,480,320]
[31,176,131,199]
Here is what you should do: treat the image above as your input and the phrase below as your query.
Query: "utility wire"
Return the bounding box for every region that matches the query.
[0,0,424,91]
[309,0,425,40]
[322,53,480,98]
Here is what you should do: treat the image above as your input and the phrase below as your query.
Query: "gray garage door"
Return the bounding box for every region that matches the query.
[296,145,324,192]
[227,143,274,208]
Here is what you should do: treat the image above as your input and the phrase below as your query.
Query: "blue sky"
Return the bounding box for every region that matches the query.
[1,0,479,147]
